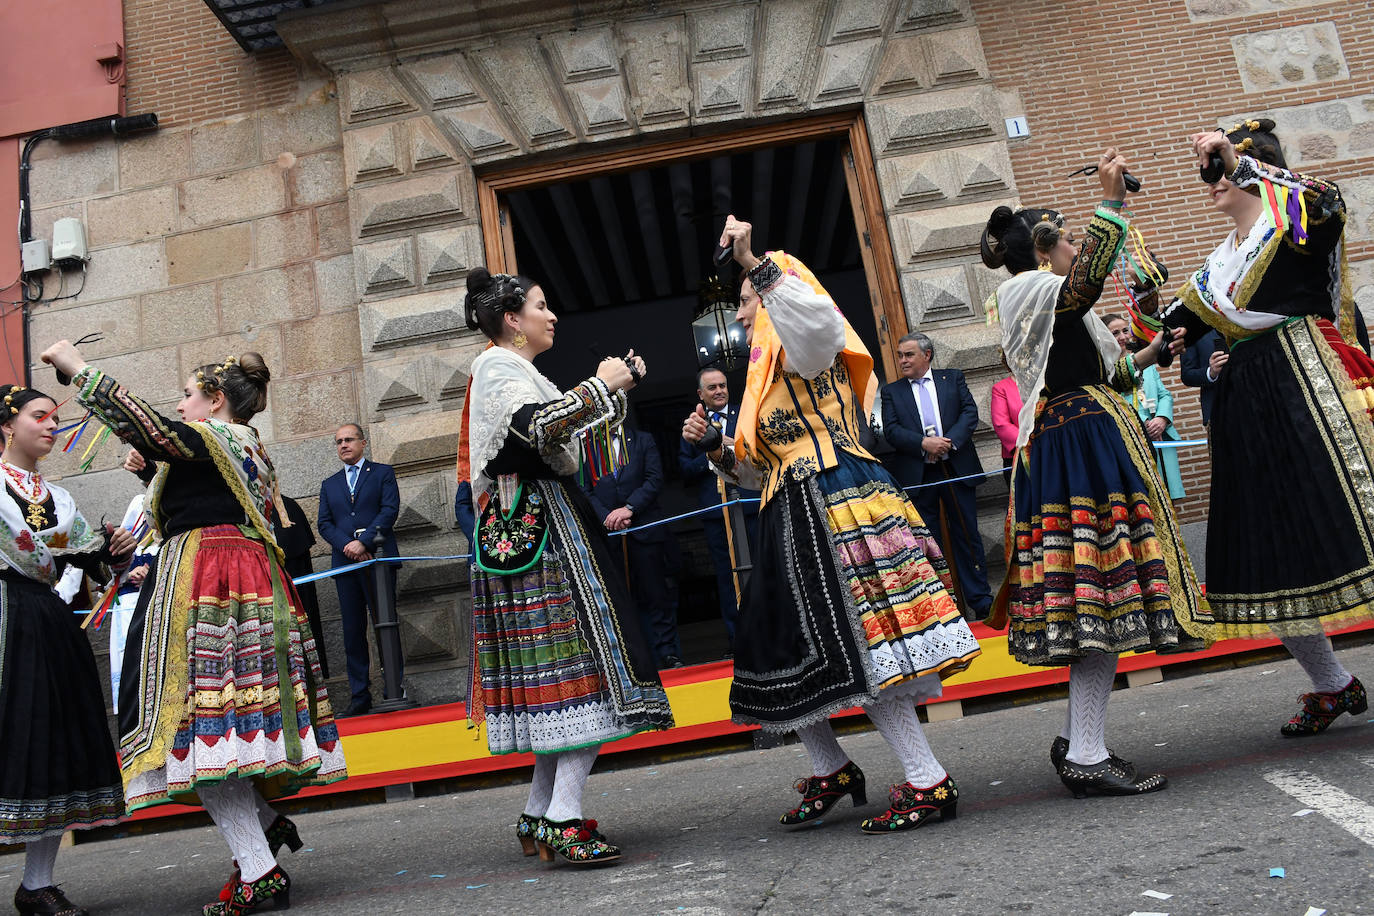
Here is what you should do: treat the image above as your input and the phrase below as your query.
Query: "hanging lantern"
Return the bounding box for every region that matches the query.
[692,275,748,371]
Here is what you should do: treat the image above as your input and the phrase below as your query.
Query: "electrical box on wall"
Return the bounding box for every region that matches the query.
[52,218,89,264]
[21,239,51,275]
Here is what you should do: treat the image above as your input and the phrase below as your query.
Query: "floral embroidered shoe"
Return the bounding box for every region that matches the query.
[217,815,305,904]
[859,775,958,834]
[1057,757,1166,798]
[265,815,304,856]
[1049,736,1135,779]
[202,866,291,915]
[1281,676,1368,737]
[14,884,89,916]
[779,760,867,826]
[516,812,539,856]
[534,817,621,865]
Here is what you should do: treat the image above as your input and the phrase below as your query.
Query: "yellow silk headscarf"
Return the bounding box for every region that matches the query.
[735,251,878,464]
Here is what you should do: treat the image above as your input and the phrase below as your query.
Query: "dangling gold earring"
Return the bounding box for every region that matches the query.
[1037,259,1052,271]
[512,331,528,349]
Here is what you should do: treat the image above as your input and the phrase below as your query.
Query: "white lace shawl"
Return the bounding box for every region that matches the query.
[467,347,579,499]
[992,269,1121,447]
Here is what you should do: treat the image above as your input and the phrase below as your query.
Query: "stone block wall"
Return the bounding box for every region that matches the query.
[44,0,1368,707]
[23,87,367,702]
[972,0,1374,523]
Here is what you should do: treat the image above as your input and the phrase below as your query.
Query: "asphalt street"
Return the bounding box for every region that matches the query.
[6,642,1373,916]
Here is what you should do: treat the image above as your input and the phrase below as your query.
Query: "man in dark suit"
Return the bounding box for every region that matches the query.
[678,368,758,651]
[318,423,402,716]
[880,332,993,620]
[586,425,683,668]
[1179,329,1224,428]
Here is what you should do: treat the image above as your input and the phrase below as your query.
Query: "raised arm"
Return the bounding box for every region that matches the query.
[1227,155,1344,252]
[1055,207,1129,319]
[71,367,215,463]
[746,257,846,379]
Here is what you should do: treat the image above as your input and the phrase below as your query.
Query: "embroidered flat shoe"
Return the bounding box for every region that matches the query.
[1057,757,1166,798]
[1281,676,1368,737]
[14,884,88,916]
[859,775,958,833]
[534,817,621,865]
[202,865,291,915]
[1049,736,1135,778]
[516,812,539,856]
[779,760,866,826]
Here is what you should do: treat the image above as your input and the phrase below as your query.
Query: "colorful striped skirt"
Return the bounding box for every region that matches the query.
[1002,386,1212,666]
[118,525,346,812]
[730,451,981,732]
[469,479,674,756]
[0,574,125,842]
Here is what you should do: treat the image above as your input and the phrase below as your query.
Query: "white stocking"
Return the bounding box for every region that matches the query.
[543,746,599,823]
[1061,702,1073,742]
[199,778,277,882]
[794,720,850,777]
[252,786,278,831]
[866,694,947,787]
[21,834,60,890]
[1066,651,1118,766]
[1279,634,1353,694]
[524,753,557,818]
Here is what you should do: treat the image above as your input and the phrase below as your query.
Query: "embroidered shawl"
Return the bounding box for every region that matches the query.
[0,478,103,600]
[146,419,284,564]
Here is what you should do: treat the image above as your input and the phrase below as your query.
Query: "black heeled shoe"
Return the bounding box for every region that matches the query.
[516,812,539,856]
[1057,756,1167,798]
[860,775,959,834]
[1049,736,1136,779]
[779,760,866,826]
[265,815,304,856]
[1281,676,1368,737]
[14,884,88,916]
[202,865,291,915]
[533,817,621,865]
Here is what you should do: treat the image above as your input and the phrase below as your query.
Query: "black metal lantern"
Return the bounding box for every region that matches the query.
[692,275,748,371]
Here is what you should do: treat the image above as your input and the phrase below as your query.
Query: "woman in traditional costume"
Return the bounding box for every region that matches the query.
[681,216,980,834]
[1146,121,1374,735]
[0,384,132,916]
[981,150,1213,798]
[460,267,673,866]
[39,341,346,916]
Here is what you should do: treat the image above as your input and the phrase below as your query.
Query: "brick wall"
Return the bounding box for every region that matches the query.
[972,0,1374,522]
[123,0,301,128]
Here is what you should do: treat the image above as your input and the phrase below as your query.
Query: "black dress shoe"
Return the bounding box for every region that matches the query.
[661,656,685,669]
[15,885,88,916]
[340,697,373,717]
[1057,756,1166,798]
[1049,736,1135,778]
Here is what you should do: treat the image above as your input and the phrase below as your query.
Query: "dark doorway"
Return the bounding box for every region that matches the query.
[498,134,887,663]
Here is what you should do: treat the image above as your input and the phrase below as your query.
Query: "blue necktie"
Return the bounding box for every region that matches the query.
[917,378,941,437]
[347,464,359,495]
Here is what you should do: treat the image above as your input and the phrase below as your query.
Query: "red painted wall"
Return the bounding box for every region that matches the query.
[0,0,126,385]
